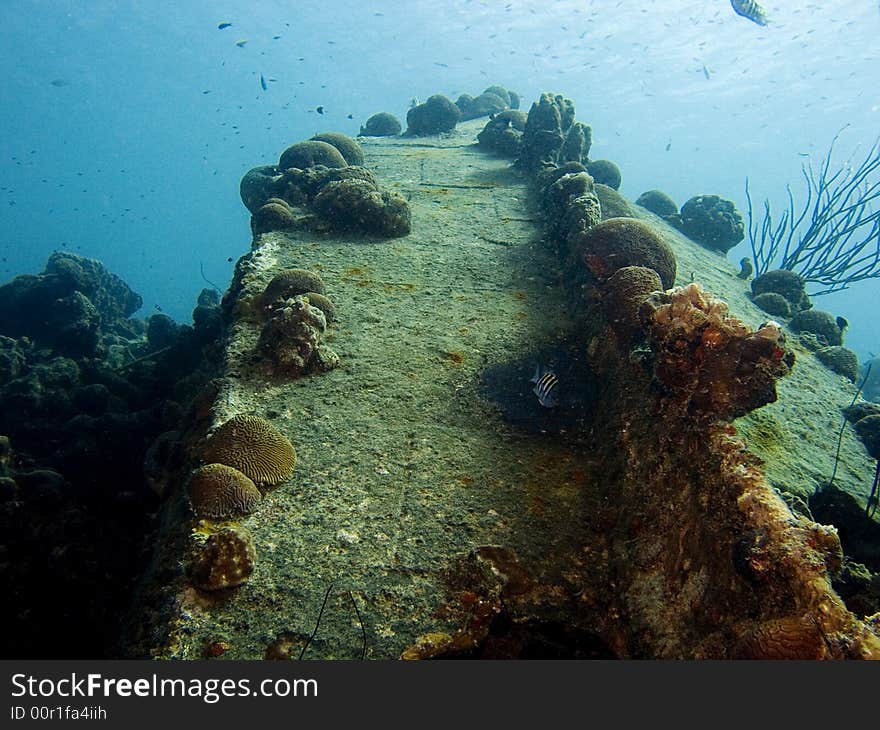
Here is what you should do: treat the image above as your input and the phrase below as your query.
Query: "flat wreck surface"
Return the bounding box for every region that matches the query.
[130,120,878,660]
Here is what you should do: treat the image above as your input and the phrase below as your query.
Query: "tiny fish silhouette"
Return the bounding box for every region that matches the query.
[260,74,267,90]
[218,22,232,30]
[730,0,768,26]
[702,64,710,80]
[316,105,324,114]
[530,364,559,408]
[235,39,248,47]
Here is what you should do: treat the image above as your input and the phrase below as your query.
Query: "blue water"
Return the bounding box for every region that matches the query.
[1,0,878,357]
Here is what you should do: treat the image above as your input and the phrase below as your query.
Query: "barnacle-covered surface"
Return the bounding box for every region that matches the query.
[126,119,879,660]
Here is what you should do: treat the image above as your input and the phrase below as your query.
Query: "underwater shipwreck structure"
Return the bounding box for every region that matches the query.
[126,93,880,660]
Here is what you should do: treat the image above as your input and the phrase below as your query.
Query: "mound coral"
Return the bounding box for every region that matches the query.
[258,296,339,377]
[594,184,637,220]
[359,112,401,137]
[405,95,460,136]
[751,292,791,318]
[188,463,261,520]
[640,283,795,421]
[601,266,663,347]
[635,189,678,218]
[240,165,282,213]
[751,269,810,313]
[201,414,296,486]
[456,91,508,121]
[476,110,527,157]
[679,195,745,253]
[790,309,844,347]
[279,140,347,171]
[854,415,880,459]
[586,159,622,190]
[815,346,859,382]
[312,178,411,237]
[574,217,677,289]
[278,165,378,206]
[310,132,364,166]
[262,269,326,307]
[190,527,256,591]
[251,200,296,236]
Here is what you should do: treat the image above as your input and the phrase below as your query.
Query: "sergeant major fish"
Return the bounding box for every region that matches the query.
[530,364,559,408]
[730,0,768,26]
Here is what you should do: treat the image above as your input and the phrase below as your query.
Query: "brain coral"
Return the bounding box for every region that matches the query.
[279,140,347,171]
[734,615,826,659]
[202,414,296,486]
[188,463,261,520]
[190,527,256,591]
[279,165,378,206]
[815,346,859,383]
[310,132,364,166]
[574,217,677,289]
[302,292,336,323]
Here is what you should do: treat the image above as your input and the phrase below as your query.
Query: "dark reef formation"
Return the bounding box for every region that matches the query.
[0,253,222,658]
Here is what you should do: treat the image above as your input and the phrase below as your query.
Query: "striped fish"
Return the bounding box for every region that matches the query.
[530,364,559,408]
[730,0,768,26]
